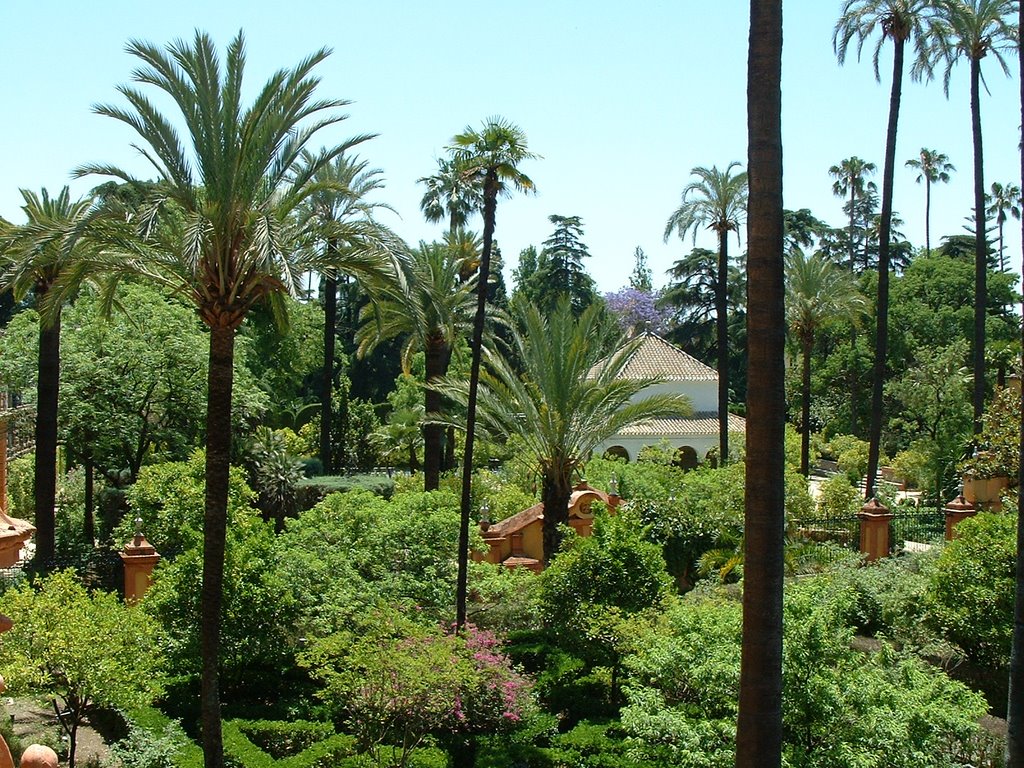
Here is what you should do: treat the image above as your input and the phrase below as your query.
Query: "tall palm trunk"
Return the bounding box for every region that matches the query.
[848,185,857,271]
[716,229,730,463]
[541,469,573,565]
[866,35,904,500]
[799,335,812,477]
[201,325,235,768]
[1006,6,1024,761]
[320,269,337,474]
[33,300,61,571]
[423,337,447,491]
[971,56,986,435]
[456,170,498,631]
[737,0,784,764]
[924,175,933,256]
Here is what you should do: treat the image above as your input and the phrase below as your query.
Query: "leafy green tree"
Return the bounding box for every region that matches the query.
[924,0,1018,432]
[986,180,1021,273]
[78,32,402,764]
[0,187,96,570]
[437,299,692,565]
[629,245,653,291]
[0,571,163,768]
[835,0,934,499]
[885,341,972,502]
[905,148,956,256]
[660,246,746,368]
[446,117,537,630]
[534,214,597,316]
[143,518,301,702]
[356,241,477,490]
[740,7,785,761]
[664,163,747,464]
[785,250,866,475]
[622,581,988,767]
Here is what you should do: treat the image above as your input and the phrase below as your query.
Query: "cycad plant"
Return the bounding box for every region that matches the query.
[435,299,692,566]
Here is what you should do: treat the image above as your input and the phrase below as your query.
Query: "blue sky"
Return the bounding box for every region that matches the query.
[2,1,1021,291]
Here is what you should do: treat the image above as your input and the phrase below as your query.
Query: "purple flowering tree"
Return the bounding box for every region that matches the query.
[604,287,672,337]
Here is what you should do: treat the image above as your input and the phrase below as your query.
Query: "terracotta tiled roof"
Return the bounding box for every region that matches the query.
[484,502,543,537]
[592,333,717,381]
[615,411,746,436]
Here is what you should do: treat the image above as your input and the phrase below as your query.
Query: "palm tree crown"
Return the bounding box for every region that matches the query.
[906,148,955,255]
[786,249,867,475]
[987,181,1021,272]
[356,241,478,491]
[834,0,935,79]
[0,187,97,571]
[418,157,484,238]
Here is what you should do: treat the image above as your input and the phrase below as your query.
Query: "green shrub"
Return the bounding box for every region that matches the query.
[235,720,335,760]
[816,473,861,519]
[829,434,869,484]
[928,512,1017,666]
[6,454,34,521]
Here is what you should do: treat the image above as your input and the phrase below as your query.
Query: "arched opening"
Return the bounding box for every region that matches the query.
[603,445,630,462]
[674,445,699,470]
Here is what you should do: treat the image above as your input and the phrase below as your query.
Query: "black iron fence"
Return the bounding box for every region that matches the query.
[791,503,946,557]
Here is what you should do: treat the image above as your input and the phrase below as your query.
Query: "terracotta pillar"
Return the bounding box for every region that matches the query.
[944,494,977,541]
[121,519,161,603]
[858,498,893,562]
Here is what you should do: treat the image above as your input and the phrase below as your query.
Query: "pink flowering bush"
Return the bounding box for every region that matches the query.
[301,609,534,766]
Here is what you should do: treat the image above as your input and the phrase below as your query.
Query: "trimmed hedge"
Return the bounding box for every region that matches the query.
[235,720,335,759]
[125,708,446,768]
[295,474,395,510]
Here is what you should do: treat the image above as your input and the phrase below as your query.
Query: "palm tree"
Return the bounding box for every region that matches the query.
[356,241,477,491]
[77,32,401,768]
[905,148,956,256]
[298,150,397,474]
[0,187,94,570]
[835,0,934,500]
[828,156,878,272]
[446,117,537,631]
[986,181,1021,272]
[435,299,692,564]
[737,0,784,763]
[1009,5,1024,761]
[925,0,1018,433]
[785,250,866,475]
[418,157,483,239]
[663,162,747,464]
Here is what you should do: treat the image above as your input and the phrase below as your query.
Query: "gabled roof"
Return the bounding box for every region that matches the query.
[593,332,717,382]
[616,411,747,436]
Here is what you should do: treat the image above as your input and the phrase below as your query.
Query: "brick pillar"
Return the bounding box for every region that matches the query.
[120,520,161,603]
[943,494,976,541]
[858,498,893,562]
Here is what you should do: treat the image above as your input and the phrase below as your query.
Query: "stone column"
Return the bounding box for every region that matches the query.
[858,498,893,562]
[943,494,976,541]
[121,519,161,603]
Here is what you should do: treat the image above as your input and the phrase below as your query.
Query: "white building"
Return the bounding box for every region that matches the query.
[592,333,745,466]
